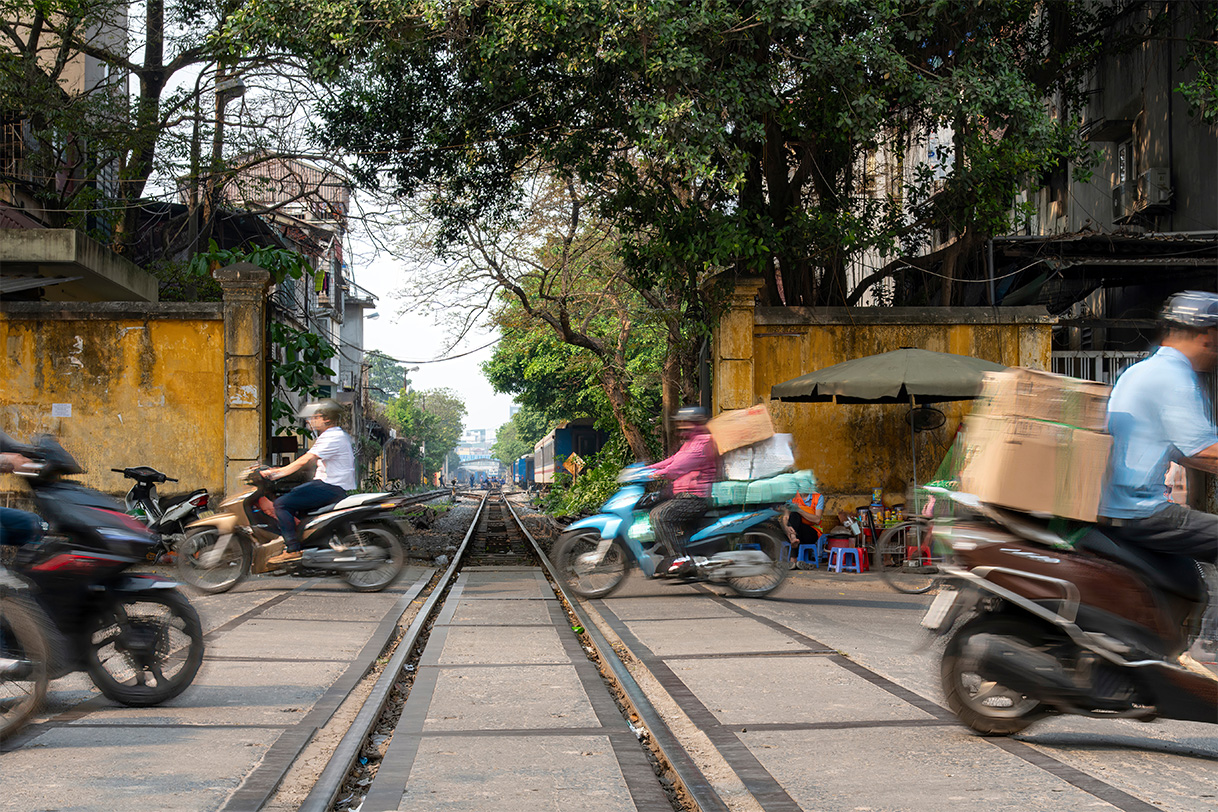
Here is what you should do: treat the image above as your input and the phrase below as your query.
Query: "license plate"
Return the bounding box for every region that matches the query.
[198,509,215,519]
[921,589,957,630]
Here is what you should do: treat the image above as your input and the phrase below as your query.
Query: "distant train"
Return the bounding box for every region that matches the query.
[512,454,534,488]
[532,418,610,487]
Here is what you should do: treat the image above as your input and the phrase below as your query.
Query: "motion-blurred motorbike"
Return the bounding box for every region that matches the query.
[179,466,408,594]
[924,489,1217,735]
[4,435,205,710]
[113,465,211,564]
[551,464,789,599]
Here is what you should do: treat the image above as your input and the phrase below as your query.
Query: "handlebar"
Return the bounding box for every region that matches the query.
[111,467,178,482]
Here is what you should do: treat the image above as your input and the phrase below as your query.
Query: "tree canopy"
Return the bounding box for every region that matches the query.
[314,0,1130,309]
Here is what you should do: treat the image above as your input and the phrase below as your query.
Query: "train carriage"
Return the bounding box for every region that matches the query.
[513,454,535,488]
[534,419,609,486]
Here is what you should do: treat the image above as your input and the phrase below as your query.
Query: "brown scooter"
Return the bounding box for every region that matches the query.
[179,468,407,594]
[923,490,1217,735]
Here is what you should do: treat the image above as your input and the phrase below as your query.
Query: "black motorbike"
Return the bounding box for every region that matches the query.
[112,466,211,564]
[5,435,204,708]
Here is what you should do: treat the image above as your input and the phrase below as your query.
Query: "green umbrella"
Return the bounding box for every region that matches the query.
[770,348,1006,404]
[770,348,1007,504]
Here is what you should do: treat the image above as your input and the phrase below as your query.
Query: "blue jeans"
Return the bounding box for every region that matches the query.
[0,507,41,547]
[274,481,347,551]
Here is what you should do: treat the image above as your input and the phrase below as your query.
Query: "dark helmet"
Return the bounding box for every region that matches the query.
[299,398,343,423]
[672,405,709,425]
[1161,290,1218,330]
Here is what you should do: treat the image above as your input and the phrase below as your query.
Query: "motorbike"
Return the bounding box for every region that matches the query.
[551,464,789,599]
[179,467,408,594]
[3,435,205,710]
[923,489,1217,736]
[112,466,211,564]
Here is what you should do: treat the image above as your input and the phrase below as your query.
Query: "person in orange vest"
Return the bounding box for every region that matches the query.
[785,491,825,564]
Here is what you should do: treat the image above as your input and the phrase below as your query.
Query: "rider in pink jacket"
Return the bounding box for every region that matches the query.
[649,406,718,575]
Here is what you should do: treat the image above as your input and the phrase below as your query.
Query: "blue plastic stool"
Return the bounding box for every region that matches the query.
[827,546,863,573]
[796,541,822,569]
[780,540,792,562]
[738,542,761,551]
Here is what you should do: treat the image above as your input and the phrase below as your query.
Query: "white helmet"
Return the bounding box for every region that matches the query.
[1161,291,1218,330]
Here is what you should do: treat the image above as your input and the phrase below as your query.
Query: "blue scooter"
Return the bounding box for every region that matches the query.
[551,464,789,598]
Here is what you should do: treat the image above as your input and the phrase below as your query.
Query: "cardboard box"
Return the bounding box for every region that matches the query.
[958,415,1112,522]
[721,433,795,480]
[974,368,1110,432]
[708,404,775,454]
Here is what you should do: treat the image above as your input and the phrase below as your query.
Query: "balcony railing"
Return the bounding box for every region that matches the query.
[1051,350,1148,384]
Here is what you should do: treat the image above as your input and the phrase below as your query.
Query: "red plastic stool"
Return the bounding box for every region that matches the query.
[906,545,932,566]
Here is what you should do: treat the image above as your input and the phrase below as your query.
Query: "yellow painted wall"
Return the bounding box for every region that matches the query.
[715,296,1053,516]
[0,313,226,497]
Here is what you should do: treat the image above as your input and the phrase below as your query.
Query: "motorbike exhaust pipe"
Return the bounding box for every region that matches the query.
[968,633,1082,701]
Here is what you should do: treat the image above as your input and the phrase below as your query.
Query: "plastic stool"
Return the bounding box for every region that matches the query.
[906,544,932,566]
[827,546,863,573]
[738,542,761,551]
[796,541,822,569]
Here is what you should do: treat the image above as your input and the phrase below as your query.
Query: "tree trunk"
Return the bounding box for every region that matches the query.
[601,366,651,461]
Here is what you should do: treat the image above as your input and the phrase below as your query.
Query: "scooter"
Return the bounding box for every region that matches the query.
[179,467,408,594]
[5,435,205,708]
[550,464,789,599]
[112,466,211,564]
[924,489,1217,736]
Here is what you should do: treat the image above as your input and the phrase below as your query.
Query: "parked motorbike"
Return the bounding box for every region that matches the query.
[924,489,1217,736]
[551,464,789,599]
[179,467,407,594]
[4,435,205,709]
[112,466,211,564]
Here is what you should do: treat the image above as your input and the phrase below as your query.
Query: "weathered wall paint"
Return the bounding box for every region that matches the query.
[714,286,1053,515]
[0,309,226,498]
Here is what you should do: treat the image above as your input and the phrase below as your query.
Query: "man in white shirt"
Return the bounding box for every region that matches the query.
[263,399,357,564]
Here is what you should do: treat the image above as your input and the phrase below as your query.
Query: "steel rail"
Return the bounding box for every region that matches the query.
[501,494,730,812]
[297,491,489,812]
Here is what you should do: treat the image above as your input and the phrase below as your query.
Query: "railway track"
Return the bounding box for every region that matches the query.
[294,488,707,812]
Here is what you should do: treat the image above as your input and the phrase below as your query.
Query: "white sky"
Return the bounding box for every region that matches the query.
[348,250,516,437]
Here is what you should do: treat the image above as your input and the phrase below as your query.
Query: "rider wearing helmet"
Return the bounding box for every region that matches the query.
[263,399,357,565]
[1099,291,1218,559]
[648,405,719,576]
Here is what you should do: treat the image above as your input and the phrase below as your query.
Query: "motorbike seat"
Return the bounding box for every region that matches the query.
[303,501,343,517]
[158,490,204,510]
[1074,528,1206,602]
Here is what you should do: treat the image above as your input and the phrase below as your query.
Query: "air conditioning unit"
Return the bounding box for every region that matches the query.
[1111,183,1133,221]
[1136,168,1172,211]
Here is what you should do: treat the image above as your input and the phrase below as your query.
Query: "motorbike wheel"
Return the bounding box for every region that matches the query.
[724,525,789,598]
[177,528,250,594]
[84,589,204,707]
[0,594,50,740]
[342,525,407,593]
[876,520,940,595]
[553,530,628,599]
[941,615,1049,736]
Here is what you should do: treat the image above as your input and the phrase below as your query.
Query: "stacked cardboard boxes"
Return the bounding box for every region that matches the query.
[959,369,1112,522]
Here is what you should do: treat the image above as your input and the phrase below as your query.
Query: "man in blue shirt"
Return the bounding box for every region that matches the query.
[1099,291,1218,560]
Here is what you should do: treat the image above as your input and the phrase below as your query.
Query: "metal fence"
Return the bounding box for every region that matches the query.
[1050,351,1149,384]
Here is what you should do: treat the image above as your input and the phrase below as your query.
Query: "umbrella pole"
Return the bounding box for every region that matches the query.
[909,398,918,513]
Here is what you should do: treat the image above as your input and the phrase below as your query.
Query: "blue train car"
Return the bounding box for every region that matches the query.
[534,418,609,486]
[513,454,535,488]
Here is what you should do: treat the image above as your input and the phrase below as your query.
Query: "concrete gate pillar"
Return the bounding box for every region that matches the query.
[214,263,271,497]
[713,277,765,413]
